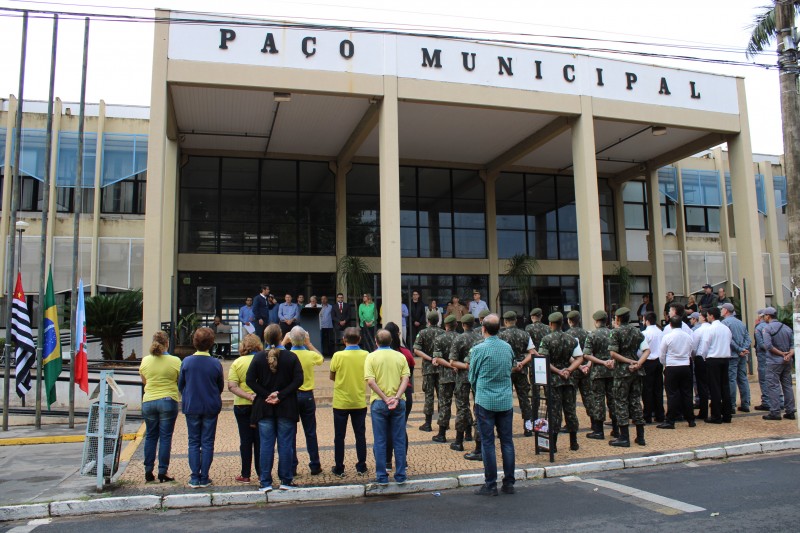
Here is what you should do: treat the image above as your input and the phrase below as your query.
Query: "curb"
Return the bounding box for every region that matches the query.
[2,436,799,521]
[0,432,141,447]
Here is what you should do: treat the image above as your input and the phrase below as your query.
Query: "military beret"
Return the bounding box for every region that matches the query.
[478,309,490,318]
[615,307,630,316]
[763,306,777,316]
[592,310,607,321]
[444,315,457,324]
[721,302,735,313]
[426,311,441,322]
[460,313,474,324]
[566,310,581,320]
[548,312,563,323]
[530,308,542,317]
[502,311,517,320]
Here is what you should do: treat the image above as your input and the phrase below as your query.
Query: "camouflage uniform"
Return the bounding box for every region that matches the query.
[584,326,615,423]
[432,330,459,430]
[498,326,533,423]
[526,321,551,417]
[414,325,445,418]
[450,329,482,433]
[567,326,592,419]
[538,331,580,432]
[609,324,646,427]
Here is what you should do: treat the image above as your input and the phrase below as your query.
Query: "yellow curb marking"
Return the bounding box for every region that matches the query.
[0,425,144,446]
[119,422,146,462]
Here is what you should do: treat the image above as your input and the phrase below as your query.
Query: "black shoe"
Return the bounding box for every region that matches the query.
[704,417,722,424]
[432,428,447,443]
[688,420,696,427]
[330,467,345,478]
[754,405,770,411]
[523,429,533,437]
[450,441,464,451]
[634,424,646,446]
[474,485,498,496]
[737,406,750,413]
[569,432,579,451]
[784,412,796,420]
[643,418,652,425]
[464,451,483,461]
[722,418,732,423]
[656,422,675,429]
[609,425,630,448]
[419,415,433,432]
[464,429,473,442]
[501,484,516,495]
[158,474,175,483]
[310,467,323,476]
[586,420,604,440]
[763,414,782,420]
[145,472,155,483]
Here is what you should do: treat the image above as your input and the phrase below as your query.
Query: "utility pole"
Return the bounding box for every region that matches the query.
[775,1,800,430]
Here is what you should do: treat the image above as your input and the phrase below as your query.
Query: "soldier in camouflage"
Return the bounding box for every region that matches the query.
[538,312,584,453]
[498,311,534,436]
[431,315,459,443]
[414,311,445,432]
[526,308,550,419]
[582,310,617,440]
[450,314,483,456]
[561,311,591,431]
[608,307,650,448]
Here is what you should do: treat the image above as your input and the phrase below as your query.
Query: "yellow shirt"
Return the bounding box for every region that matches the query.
[140,354,181,403]
[330,347,369,410]
[227,354,256,406]
[292,348,324,391]
[364,347,411,404]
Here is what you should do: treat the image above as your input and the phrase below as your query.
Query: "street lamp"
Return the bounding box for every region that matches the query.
[15,220,29,273]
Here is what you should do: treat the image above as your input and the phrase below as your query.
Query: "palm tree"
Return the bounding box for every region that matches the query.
[336,255,372,306]
[497,254,539,311]
[85,290,143,360]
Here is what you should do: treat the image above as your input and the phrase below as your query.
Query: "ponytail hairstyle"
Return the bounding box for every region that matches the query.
[150,330,169,356]
[264,324,283,374]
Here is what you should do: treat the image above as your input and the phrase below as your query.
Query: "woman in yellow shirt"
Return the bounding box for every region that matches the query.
[227,333,263,484]
[139,331,181,482]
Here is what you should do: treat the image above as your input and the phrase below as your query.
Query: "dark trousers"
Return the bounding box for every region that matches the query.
[694,356,710,418]
[293,391,321,471]
[321,328,334,357]
[642,359,665,422]
[664,365,695,423]
[706,358,732,421]
[332,407,367,474]
[233,405,261,478]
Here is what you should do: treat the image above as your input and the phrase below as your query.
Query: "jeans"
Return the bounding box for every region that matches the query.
[371,399,407,483]
[475,404,515,489]
[293,391,321,471]
[233,405,261,478]
[386,387,413,466]
[142,397,179,476]
[258,416,296,487]
[185,413,219,484]
[728,355,751,410]
[767,361,796,417]
[332,407,367,473]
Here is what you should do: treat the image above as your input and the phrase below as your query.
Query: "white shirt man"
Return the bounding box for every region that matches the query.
[657,317,696,428]
[698,308,732,423]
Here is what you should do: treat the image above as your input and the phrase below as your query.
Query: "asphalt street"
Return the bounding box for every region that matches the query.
[5,451,799,533]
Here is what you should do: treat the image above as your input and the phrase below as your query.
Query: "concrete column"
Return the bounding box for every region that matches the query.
[759,161,784,306]
[142,10,170,335]
[727,78,765,327]
[712,147,734,297]
[571,96,605,327]
[333,162,350,265]
[482,172,500,311]
[0,96,16,286]
[378,77,401,328]
[160,139,178,322]
[645,170,666,321]
[89,100,105,296]
[674,163,690,296]
[610,181,628,266]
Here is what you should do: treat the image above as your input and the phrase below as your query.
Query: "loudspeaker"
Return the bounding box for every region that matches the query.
[196,286,216,315]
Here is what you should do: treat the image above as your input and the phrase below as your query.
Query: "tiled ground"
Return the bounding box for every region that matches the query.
[119,359,799,493]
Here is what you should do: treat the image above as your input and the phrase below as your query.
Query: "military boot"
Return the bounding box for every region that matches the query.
[464,426,473,442]
[432,427,447,443]
[609,425,630,447]
[450,431,464,451]
[610,418,619,438]
[569,431,579,451]
[635,424,646,446]
[418,414,433,432]
[464,443,482,461]
[586,420,605,440]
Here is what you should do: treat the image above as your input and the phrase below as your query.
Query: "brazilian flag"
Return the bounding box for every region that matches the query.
[43,267,62,409]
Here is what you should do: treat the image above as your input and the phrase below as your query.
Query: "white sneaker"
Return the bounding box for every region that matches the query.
[258,485,273,493]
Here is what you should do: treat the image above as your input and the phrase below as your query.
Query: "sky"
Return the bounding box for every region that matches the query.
[0,0,786,155]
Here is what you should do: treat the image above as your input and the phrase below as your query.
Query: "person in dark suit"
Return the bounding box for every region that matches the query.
[408,290,427,347]
[330,293,351,350]
[252,285,271,341]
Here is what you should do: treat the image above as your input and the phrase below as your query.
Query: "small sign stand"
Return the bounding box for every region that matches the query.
[532,353,555,463]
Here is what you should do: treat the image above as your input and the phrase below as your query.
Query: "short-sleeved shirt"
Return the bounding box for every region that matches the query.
[140,354,182,403]
[468,336,514,412]
[414,326,444,376]
[227,354,256,405]
[498,327,532,363]
[538,331,581,387]
[330,346,369,409]
[432,330,459,384]
[609,324,648,377]
[525,321,550,351]
[364,347,411,404]
[292,348,324,391]
[450,329,483,388]
[584,327,613,380]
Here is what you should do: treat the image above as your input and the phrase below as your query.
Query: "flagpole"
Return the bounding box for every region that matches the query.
[69,17,89,430]
[3,11,28,433]
[36,13,59,430]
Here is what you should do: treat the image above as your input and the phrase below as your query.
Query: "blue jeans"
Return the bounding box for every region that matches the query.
[293,391,321,471]
[475,403,515,489]
[185,413,219,484]
[233,405,261,478]
[332,408,367,474]
[370,399,407,483]
[258,417,296,487]
[728,355,751,410]
[142,397,179,475]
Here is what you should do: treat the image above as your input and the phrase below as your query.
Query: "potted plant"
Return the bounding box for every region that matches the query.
[85,290,143,361]
[174,312,200,359]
